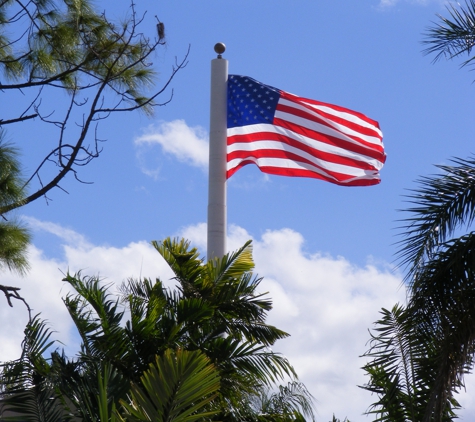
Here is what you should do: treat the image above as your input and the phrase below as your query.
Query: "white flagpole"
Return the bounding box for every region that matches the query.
[207,43,228,261]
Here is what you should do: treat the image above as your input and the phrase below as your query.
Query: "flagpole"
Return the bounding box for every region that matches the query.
[207,43,228,261]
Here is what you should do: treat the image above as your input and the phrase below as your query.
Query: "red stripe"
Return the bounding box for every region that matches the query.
[228,147,379,170]
[226,160,380,186]
[275,103,384,156]
[281,91,381,133]
[227,138,381,173]
[273,116,385,162]
[277,100,381,143]
[228,129,385,167]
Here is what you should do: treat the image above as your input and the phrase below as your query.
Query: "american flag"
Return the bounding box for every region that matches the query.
[227,75,385,186]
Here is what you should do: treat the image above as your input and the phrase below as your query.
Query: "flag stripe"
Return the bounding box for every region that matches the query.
[228,148,376,179]
[273,114,384,162]
[226,75,385,186]
[289,94,384,138]
[227,157,381,186]
[227,142,378,185]
[278,96,384,150]
[227,126,384,170]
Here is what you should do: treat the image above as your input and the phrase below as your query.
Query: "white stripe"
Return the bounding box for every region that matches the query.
[228,139,383,172]
[226,156,380,181]
[227,149,372,177]
[227,124,384,168]
[301,101,384,139]
[278,98,383,147]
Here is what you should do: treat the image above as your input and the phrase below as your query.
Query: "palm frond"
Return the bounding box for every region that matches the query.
[152,238,204,288]
[63,273,135,379]
[208,337,297,386]
[66,362,129,422]
[267,381,316,422]
[423,0,475,67]
[205,239,254,285]
[407,233,475,421]
[361,304,461,422]
[0,315,71,422]
[396,156,475,280]
[119,349,220,422]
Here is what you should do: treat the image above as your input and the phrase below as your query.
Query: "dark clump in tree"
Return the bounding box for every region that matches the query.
[0,138,31,311]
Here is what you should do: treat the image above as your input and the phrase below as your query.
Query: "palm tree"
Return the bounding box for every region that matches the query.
[404,3,475,419]
[1,238,315,421]
[0,316,221,422]
[398,157,475,421]
[0,315,73,421]
[361,157,475,421]
[62,238,309,420]
[360,304,460,422]
[329,417,350,422]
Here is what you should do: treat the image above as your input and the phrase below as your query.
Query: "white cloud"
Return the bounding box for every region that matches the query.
[134,120,209,178]
[180,223,407,420]
[24,216,91,248]
[0,221,175,360]
[377,0,439,8]
[379,0,399,6]
[1,220,474,420]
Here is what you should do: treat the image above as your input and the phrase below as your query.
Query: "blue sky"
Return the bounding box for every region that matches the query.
[1,0,475,420]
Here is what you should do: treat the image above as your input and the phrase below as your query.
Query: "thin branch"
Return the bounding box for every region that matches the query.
[0,114,38,126]
[0,0,187,213]
[0,284,31,320]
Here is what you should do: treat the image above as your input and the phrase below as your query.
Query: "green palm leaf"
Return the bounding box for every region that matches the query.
[205,239,254,284]
[423,0,475,67]
[397,157,475,281]
[395,157,475,421]
[66,363,129,422]
[0,315,70,422]
[408,233,475,421]
[152,238,203,288]
[119,349,220,422]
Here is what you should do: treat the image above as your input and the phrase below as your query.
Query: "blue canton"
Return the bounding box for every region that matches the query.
[227,75,280,129]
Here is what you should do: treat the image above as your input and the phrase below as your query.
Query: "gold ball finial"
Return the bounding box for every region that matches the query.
[214,42,226,58]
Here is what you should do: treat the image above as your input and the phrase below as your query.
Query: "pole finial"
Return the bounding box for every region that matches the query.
[214,42,226,58]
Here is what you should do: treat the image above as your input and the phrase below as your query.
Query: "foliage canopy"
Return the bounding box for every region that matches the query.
[0,238,316,422]
[0,0,186,214]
